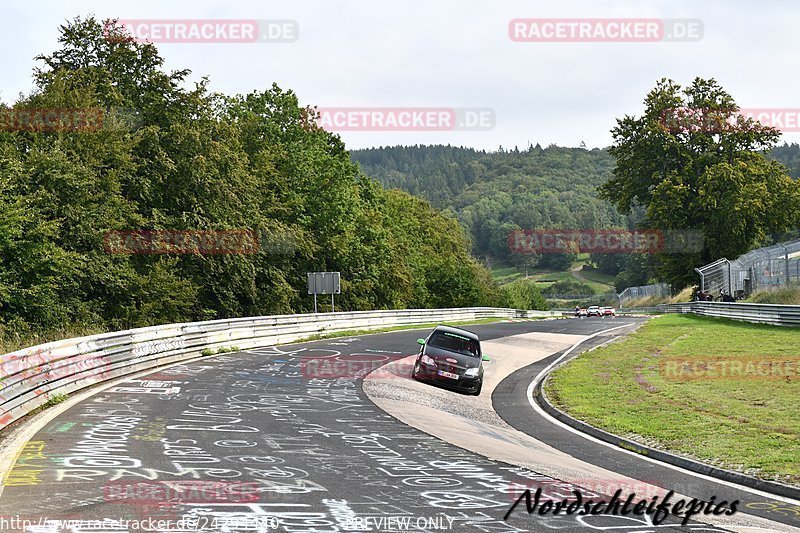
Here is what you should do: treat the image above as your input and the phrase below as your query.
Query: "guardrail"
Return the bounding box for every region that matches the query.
[0,307,558,430]
[616,301,800,326]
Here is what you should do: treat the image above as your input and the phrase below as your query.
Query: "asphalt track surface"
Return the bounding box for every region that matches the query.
[0,318,796,532]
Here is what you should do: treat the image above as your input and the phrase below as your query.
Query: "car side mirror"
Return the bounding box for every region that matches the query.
[482,355,490,362]
[417,338,425,346]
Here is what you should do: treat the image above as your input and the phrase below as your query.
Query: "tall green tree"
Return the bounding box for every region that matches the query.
[0,16,502,343]
[599,78,800,287]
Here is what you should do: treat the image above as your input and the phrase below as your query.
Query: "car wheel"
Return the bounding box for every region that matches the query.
[472,380,482,396]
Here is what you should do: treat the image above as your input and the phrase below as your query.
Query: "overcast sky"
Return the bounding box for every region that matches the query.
[3,0,799,150]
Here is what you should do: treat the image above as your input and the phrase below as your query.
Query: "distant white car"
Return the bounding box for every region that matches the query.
[602,306,616,317]
[587,306,601,317]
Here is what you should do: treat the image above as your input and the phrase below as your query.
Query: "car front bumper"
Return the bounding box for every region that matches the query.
[416,364,481,392]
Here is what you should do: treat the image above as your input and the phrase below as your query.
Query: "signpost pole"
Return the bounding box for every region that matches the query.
[308,271,339,314]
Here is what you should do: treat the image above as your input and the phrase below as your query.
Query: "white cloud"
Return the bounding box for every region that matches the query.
[2,0,799,149]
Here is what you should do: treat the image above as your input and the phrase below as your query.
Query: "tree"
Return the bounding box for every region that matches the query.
[542,279,595,296]
[0,16,504,343]
[599,78,800,287]
[499,279,547,310]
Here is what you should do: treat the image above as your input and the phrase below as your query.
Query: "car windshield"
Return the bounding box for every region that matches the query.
[428,331,480,357]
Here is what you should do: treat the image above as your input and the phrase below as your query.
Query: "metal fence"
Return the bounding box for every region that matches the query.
[0,307,559,431]
[543,293,616,301]
[616,301,800,327]
[695,239,800,297]
[618,283,671,307]
[544,284,671,307]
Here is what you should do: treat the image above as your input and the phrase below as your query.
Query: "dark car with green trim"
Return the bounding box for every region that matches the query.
[411,325,489,395]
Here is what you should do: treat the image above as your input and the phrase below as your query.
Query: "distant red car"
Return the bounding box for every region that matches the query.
[602,306,616,317]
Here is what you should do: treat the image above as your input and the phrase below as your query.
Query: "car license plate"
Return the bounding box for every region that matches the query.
[437,370,459,380]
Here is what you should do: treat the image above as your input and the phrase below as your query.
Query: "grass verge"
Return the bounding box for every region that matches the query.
[668,287,694,303]
[545,313,800,486]
[574,271,616,293]
[621,295,671,307]
[27,392,69,416]
[491,265,523,284]
[744,285,800,305]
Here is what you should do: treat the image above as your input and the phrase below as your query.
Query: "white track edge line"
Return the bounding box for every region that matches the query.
[525,322,800,507]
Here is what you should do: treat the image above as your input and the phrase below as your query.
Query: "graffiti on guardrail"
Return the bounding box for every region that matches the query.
[0,347,51,378]
[0,349,112,388]
[131,339,187,358]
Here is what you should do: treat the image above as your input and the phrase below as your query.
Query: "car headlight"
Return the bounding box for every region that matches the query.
[421,355,435,366]
[464,367,480,377]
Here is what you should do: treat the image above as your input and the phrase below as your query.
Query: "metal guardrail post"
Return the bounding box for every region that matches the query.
[780,244,791,286]
[694,268,704,292]
[723,259,732,295]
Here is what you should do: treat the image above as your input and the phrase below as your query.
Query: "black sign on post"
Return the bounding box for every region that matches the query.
[307,272,341,313]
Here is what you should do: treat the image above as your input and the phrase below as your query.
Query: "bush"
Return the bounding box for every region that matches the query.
[41,392,68,409]
[745,285,800,305]
[542,278,595,295]
[0,17,502,348]
[500,279,548,310]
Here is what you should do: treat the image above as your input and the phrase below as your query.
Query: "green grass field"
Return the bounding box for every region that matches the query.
[546,314,800,485]
[489,257,616,301]
[526,270,573,285]
[491,265,523,284]
[575,268,616,286]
